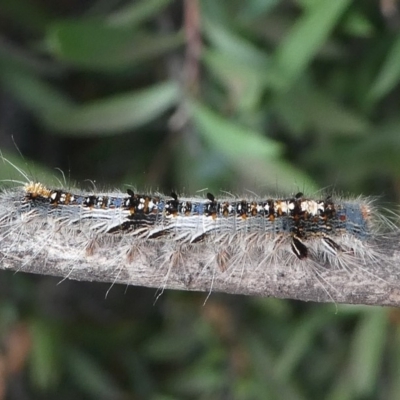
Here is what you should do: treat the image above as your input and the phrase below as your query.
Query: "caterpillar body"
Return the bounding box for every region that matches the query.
[0,179,398,303]
[3,182,394,264]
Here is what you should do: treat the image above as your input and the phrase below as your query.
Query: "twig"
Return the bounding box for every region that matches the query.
[1,223,400,306]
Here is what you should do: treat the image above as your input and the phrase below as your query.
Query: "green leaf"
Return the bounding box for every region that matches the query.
[0,66,179,135]
[236,0,280,20]
[273,0,351,90]
[244,331,306,400]
[46,81,180,135]
[341,12,375,37]
[203,17,269,66]
[202,19,271,112]
[190,101,317,192]
[29,320,60,389]
[1,0,50,33]
[253,159,318,193]
[65,347,122,399]
[349,309,388,397]
[0,68,73,116]
[46,20,184,71]
[190,101,281,161]
[274,81,370,136]
[108,0,172,27]
[275,310,335,379]
[368,35,400,102]
[203,50,267,112]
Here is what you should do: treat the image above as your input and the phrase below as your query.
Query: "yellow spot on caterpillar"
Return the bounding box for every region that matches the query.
[24,182,51,199]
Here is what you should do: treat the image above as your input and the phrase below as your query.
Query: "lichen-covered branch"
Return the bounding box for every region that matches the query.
[1,231,400,307]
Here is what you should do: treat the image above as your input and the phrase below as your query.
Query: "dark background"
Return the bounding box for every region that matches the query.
[1,0,400,398]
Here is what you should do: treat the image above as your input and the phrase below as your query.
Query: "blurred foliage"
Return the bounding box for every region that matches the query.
[1,0,400,398]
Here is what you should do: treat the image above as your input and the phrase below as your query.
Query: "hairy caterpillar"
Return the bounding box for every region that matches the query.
[0,160,398,304]
[17,182,387,267]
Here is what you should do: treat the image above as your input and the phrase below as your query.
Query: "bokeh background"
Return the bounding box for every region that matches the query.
[1,0,400,398]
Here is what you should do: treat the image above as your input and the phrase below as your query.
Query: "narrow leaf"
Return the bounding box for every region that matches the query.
[273,0,351,90]
[190,101,317,192]
[190,101,282,161]
[47,20,183,71]
[368,35,400,102]
[350,309,388,396]
[46,81,180,135]
[108,0,172,27]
